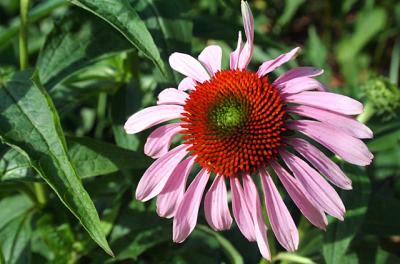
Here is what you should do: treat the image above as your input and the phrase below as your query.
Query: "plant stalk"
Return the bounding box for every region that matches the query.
[19,0,30,70]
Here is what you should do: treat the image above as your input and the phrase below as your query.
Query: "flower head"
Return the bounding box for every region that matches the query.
[124,1,373,259]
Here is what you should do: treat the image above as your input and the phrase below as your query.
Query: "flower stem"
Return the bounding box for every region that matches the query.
[19,0,30,70]
[357,102,374,124]
[33,182,47,207]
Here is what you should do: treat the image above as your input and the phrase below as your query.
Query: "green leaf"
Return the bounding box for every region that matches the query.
[368,129,400,152]
[32,221,78,263]
[197,225,243,264]
[305,26,328,68]
[0,195,34,264]
[322,166,371,264]
[109,203,170,260]
[69,0,167,76]
[1,135,149,182]
[110,80,143,151]
[67,136,149,178]
[37,10,132,89]
[272,252,316,264]
[0,70,112,256]
[276,0,305,29]
[0,145,34,182]
[337,8,387,62]
[134,0,193,83]
[361,189,400,236]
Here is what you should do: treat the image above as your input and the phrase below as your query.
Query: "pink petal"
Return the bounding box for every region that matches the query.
[287,105,373,139]
[277,77,327,94]
[237,0,254,70]
[157,88,189,105]
[136,144,189,202]
[156,156,195,218]
[257,47,301,77]
[280,150,346,220]
[198,45,222,75]
[284,91,363,115]
[274,67,324,86]
[124,105,184,134]
[144,123,182,159]
[204,175,232,231]
[178,77,197,91]
[242,174,271,260]
[260,167,299,252]
[230,31,243,70]
[287,120,373,166]
[286,138,352,190]
[169,52,210,83]
[173,168,210,243]
[230,176,256,241]
[270,161,328,230]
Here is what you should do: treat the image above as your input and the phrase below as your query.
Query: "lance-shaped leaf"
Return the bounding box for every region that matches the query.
[37,10,132,89]
[69,0,167,76]
[0,70,112,256]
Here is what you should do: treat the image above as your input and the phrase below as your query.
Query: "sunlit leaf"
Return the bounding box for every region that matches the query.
[69,0,167,76]
[0,70,112,256]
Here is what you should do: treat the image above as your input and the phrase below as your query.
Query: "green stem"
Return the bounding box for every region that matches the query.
[389,37,400,85]
[357,102,375,124]
[33,182,47,207]
[19,0,30,70]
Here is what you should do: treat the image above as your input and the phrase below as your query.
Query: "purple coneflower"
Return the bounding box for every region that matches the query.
[124,1,373,259]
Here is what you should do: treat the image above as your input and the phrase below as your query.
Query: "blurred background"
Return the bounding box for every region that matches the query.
[0,0,399,263]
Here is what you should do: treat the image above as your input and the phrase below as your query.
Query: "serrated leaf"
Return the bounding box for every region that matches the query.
[323,166,371,264]
[0,70,112,256]
[37,10,132,89]
[69,0,167,76]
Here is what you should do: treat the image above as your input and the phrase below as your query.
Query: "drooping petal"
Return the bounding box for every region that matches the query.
[204,175,232,231]
[144,123,182,159]
[242,173,271,260]
[169,52,210,83]
[230,176,256,241]
[173,168,210,243]
[257,47,301,77]
[230,31,243,70]
[286,138,352,190]
[157,156,195,218]
[287,120,373,166]
[284,91,363,115]
[273,67,324,86]
[280,149,346,220]
[277,77,327,94]
[287,105,373,139]
[198,45,222,76]
[124,105,183,134]
[178,77,197,91]
[237,0,254,70]
[270,161,328,230]
[157,88,189,105]
[260,167,299,252]
[136,144,189,202]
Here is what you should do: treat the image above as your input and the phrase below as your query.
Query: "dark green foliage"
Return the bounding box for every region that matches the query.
[0,0,399,263]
